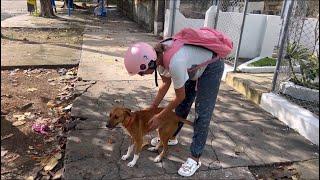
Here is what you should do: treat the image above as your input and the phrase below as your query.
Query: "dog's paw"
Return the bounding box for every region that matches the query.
[127,161,136,167]
[153,155,162,163]
[147,147,158,152]
[121,155,129,161]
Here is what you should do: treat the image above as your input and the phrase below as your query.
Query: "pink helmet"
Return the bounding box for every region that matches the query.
[124,42,157,75]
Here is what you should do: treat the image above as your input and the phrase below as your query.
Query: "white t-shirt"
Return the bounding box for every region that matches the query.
[157,40,213,89]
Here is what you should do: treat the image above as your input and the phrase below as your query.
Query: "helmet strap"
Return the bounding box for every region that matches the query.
[148,60,158,87]
[154,68,158,87]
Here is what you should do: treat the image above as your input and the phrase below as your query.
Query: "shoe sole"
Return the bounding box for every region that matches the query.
[178,163,201,177]
[151,140,178,146]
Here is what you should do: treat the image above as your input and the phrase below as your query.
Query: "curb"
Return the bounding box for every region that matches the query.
[260,93,319,146]
[222,63,319,146]
[1,64,79,70]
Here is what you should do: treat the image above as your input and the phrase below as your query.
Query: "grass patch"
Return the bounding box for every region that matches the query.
[248,57,277,67]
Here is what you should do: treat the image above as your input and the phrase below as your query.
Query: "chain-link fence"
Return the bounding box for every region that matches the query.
[214,0,247,67]
[272,0,319,116]
[179,0,213,19]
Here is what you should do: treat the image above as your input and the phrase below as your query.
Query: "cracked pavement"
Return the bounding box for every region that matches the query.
[63,9,319,179]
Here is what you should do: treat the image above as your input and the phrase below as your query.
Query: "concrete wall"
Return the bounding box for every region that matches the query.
[165,6,282,59]
[117,0,134,19]
[117,0,155,32]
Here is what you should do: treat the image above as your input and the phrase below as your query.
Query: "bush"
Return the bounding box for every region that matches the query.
[286,43,319,90]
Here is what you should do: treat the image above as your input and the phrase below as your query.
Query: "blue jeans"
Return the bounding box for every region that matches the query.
[173,59,224,158]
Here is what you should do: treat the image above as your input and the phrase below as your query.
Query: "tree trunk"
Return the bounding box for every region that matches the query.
[40,0,54,17]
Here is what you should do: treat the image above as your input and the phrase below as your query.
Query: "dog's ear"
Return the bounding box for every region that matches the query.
[123,108,131,116]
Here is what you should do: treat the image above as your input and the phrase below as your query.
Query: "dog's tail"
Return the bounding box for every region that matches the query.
[179,118,193,126]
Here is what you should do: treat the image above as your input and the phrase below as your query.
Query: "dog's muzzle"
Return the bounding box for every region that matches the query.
[106,121,113,129]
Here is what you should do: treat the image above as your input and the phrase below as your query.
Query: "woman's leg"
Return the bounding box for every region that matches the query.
[172,80,197,137]
[190,60,224,158]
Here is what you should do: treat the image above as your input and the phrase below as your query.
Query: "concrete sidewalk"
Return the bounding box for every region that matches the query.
[63,9,319,179]
[1,2,93,69]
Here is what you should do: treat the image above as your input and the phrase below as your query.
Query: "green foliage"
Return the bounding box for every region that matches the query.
[286,43,319,90]
[248,57,277,67]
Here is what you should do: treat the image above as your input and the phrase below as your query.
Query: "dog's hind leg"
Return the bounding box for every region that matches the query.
[148,130,162,152]
[148,142,162,152]
[127,138,142,167]
[154,133,169,163]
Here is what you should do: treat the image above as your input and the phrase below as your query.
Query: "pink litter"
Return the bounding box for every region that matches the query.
[32,124,50,134]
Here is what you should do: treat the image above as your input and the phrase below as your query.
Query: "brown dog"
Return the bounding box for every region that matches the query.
[106,107,193,167]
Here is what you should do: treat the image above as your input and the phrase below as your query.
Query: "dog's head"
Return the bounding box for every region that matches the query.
[106,107,132,129]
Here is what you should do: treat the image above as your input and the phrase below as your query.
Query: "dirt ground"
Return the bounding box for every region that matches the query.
[1,68,78,180]
[1,28,83,47]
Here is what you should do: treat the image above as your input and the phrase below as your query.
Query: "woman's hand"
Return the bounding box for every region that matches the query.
[146,104,157,111]
[148,113,162,131]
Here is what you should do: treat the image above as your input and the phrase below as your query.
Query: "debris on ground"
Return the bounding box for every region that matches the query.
[1,133,14,141]
[249,162,301,180]
[1,67,81,179]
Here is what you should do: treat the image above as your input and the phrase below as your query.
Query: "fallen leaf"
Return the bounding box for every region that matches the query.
[107,138,114,144]
[20,103,33,111]
[52,168,63,179]
[44,137,55,143]
[66,71,76,76]
[1,169,12,175]
[26,176,34,180]
[43,153,62,171]
[27,88,38,92]
[40,96,51,103]
[1,94,12,98]
[58,68,67,75]
[1,110,9,115]
[234,145,245,155]
[114,99,122,103]
[7,154,20,162]
[47,100,56,108]
[13,114,26,121]
[63,104,72,112]
[12,120,26,126]
[1,133,14,140]
[24,112,31,116]
[1,150,8,157]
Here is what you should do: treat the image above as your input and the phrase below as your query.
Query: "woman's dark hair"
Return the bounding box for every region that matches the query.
[154,43,165,57]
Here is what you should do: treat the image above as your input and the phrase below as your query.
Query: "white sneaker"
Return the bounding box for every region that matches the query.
[178,158,201,177]
[150,137,178,146]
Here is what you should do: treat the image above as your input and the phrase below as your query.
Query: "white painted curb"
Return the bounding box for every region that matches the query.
[237,56,300,73]
[260,93,319,146]
[222,63,233,81]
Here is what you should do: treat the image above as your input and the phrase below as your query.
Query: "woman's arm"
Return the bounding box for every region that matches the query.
[150,75,172,109]
[148,86,185,131]
[158,86,185,117]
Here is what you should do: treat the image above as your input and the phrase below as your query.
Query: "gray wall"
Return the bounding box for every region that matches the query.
[117,0,157,32]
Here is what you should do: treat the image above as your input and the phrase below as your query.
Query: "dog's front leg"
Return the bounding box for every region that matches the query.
[121,144,134,161]
[127,139,142,167]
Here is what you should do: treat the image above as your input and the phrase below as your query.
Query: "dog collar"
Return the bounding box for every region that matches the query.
[123,116,134,128]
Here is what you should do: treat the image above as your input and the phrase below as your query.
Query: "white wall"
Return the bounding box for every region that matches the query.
[164,5,317,59]
[240,14,270,58]
[173,11,204,35]
[260,15,282,57]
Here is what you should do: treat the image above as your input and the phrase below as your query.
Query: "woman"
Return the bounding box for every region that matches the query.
[124,38,225,176]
